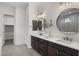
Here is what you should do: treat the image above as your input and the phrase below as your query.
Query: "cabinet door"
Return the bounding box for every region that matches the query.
[35,40,39,52]
[48,46,59,56]
[60,51,70,56]
[31,36,35,49]
[31,36,40,53]
[60,45,78,56]
[38,43,48,56]
[38,40,48,56]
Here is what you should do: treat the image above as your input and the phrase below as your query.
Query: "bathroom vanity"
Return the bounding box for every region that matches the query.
[31,8,79,56]
[31,35,79,56]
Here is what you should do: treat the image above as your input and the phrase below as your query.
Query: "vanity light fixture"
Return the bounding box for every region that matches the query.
[58,2,71,10]
[59,2,71,6]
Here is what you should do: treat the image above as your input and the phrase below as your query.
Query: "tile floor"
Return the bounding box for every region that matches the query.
[2,44,41,56]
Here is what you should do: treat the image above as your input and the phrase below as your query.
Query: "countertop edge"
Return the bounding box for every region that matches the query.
[31,34,79,51]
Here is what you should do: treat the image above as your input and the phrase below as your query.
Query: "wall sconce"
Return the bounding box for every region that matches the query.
[58,2,71,10]
[59,2,71,6]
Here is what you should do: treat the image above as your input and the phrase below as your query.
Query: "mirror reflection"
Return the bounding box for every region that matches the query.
[56,8,79,34]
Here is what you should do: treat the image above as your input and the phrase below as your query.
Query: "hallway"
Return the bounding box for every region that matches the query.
[2,44,41,56]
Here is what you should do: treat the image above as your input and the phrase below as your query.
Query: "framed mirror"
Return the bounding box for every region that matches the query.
[56,8,79,34]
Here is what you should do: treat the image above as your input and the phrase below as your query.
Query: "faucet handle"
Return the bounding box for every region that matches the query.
[66,37,69,40]
[63,37,69,40]
[63,37,73,41]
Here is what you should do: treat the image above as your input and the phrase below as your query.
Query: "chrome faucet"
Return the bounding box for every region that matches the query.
[63,37,72,41]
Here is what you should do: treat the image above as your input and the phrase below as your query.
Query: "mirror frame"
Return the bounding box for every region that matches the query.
[56,8,79,35]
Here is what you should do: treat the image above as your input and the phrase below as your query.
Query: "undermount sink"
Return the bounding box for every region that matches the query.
[56,39,73,44]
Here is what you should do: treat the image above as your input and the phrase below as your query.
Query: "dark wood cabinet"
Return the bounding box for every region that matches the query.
[31,36,39,52]
[31,36,48,56]
[31,36,79,56]
[48,41,78,56]
[48,41,60,56]
[48,46,59,56]
[59,45,78,56]
[38,39,48,56]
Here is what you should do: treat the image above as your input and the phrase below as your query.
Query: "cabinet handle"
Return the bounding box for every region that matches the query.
[59,52,61,56]
[57,50,59,56]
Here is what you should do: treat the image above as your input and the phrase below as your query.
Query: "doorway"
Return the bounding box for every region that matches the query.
[3,25,14,46]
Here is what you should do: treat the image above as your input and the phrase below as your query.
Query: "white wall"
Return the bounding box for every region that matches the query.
[0,4,15,55]
[24,4,30,48]
[29,2,38,48]
[0,4,15,16]
[15,6,26,45]
[0,13,3,56]
[4,15,15,25]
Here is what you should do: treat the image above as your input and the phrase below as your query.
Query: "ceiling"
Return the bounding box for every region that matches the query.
[0,2,28,8]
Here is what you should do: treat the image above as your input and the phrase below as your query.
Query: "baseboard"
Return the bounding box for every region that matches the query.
[25,43,32,48]
[27,46,32,48]
[14,42,25,45]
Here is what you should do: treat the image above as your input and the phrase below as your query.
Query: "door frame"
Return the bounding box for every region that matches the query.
[2,15,15,46]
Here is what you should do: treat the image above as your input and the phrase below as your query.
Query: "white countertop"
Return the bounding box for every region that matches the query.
[31,32,79,51]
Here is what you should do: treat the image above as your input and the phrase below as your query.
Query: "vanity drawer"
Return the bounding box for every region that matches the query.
[38,38,48,56]
[61,46,78,56]
[39,43,47,51]
[48,41,78,56]
[38,39,48,50]
[48,41,61,49]
[39,40,48,44]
